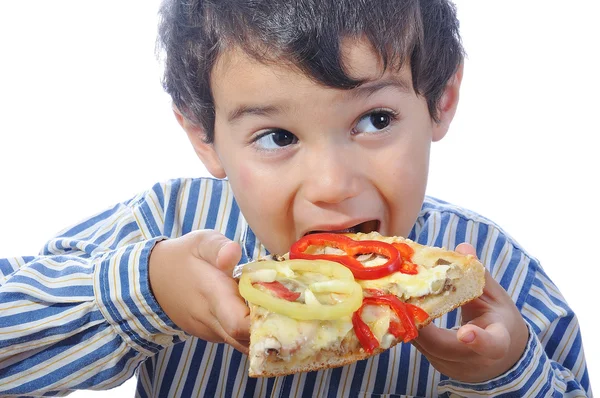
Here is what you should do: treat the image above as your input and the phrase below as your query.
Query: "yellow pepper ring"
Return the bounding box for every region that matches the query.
[239,259,363,321]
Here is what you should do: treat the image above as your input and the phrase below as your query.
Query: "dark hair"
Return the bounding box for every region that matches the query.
[158,0,464,143]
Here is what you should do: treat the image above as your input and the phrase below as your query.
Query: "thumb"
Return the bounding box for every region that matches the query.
[216,241,242,275]
[457,322,511,360]
[455,242,477,257]
[191,230,242,274]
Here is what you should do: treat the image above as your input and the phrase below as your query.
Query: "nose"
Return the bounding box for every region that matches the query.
[301,148,361,205]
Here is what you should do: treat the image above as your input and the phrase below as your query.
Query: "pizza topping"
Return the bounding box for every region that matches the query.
[275,263,295,277]
[240,259,363,320]
[303,289,321,306]
[358,264,452,300]
[399,260,418,274]
[247,268,278,283]
[308,279,358,294]
[271,254,286,262]
[391,242,418,274]
[255,336,282,356]
[360,304,392,343]
[254,281,301,301]
[392,242,414,260]
[252,314,318,357]
[250,308,355,369]
[406,302,429,323]
[379,333,396,349]
[289,233,401,280]
[352,311,380,353]
[355,253,378,263]
[352,294,429,353]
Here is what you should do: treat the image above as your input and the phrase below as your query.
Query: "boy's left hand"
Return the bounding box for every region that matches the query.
[411,243,529,383]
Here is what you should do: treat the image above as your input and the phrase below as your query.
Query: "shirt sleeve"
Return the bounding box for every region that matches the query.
[0,190,187,396]
[438,263,592,397]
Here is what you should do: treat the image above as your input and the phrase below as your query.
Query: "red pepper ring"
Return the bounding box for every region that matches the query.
[387,319,406,339]
[392,242,414,261]
[289,233,400,280]
[364,296,419,342]
[352,295,428,352]
[253,281,301,302]
[406,303,429,323]
[351,311,379,353]
[392,242,418,275]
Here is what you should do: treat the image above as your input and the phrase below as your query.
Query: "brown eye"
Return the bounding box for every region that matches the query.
[353,110,397,135]
[254,129,298,150]
[271,130,297,147]
[370,112,390,130]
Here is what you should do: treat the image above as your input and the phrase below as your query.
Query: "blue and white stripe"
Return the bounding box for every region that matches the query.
[0,178,592,397]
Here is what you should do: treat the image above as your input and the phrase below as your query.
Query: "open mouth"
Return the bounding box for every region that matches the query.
[306,220,380,236]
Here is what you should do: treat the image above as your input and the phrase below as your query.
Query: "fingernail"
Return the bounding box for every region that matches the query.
[216,241,232,263]
[459,331,475,344]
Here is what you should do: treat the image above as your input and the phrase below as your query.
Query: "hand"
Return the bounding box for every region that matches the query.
[411,243,528,382]
[149,230,250,354]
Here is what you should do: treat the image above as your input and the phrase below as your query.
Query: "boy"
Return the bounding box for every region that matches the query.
[0,0,592,397]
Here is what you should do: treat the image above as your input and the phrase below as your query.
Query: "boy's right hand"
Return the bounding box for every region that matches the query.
[148,230,250,354]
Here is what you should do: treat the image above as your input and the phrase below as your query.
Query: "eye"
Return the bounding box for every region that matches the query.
[253,129,298,150]
[353,109,398,135]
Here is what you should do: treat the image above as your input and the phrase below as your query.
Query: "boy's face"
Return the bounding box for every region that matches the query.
[181,39,461,255]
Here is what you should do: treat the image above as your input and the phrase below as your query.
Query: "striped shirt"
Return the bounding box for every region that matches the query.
[0,177,592,397]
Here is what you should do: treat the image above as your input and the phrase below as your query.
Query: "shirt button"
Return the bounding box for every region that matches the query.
[154,334,173,346]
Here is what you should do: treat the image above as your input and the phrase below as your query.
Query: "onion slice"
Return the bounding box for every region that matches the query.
[239,259,363,320]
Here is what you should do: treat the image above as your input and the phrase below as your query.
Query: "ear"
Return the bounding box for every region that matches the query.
[432,63,464,142]
[173,107,226,178]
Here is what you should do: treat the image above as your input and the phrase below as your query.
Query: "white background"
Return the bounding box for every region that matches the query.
[0,0,597,395]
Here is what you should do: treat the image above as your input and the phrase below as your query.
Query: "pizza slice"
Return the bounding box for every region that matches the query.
[238,232,485,378]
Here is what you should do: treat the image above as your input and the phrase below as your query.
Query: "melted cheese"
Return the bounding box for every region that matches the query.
[311,316,353,351]
[358,264,451,299]
[361,304,391,343]
[252,311,353,361]
[253,314,318,348]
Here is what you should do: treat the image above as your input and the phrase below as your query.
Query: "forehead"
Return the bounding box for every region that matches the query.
[210,38,412,105]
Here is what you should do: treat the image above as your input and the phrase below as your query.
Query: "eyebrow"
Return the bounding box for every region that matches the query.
[225,77,410,124]
[348,77,411,99]
[227,105,281,124]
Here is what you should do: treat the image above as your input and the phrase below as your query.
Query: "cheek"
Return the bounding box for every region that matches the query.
[232,162,290,220]
[237,165,255,191]
[380,136,431,235]
[385,136,430,184]
[228,163,297,254]
[236,165,287,205]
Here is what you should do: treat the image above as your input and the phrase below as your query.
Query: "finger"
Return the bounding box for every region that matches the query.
[190,321,225,343]
[413,323,473,361]
[187,301,229,343]
[215,241,242,275]
[455,242,476,256]
[411,339,463,364]
[191,230,242,275]
[207,314,250,355]
[195,268,251,329]
[189,244,251,335]
[191,310,250,355]
[457,322,510,360]
[193,264,251,342]
[211,292,251,342]
[191,230,234,266]
[187,294,250,353]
